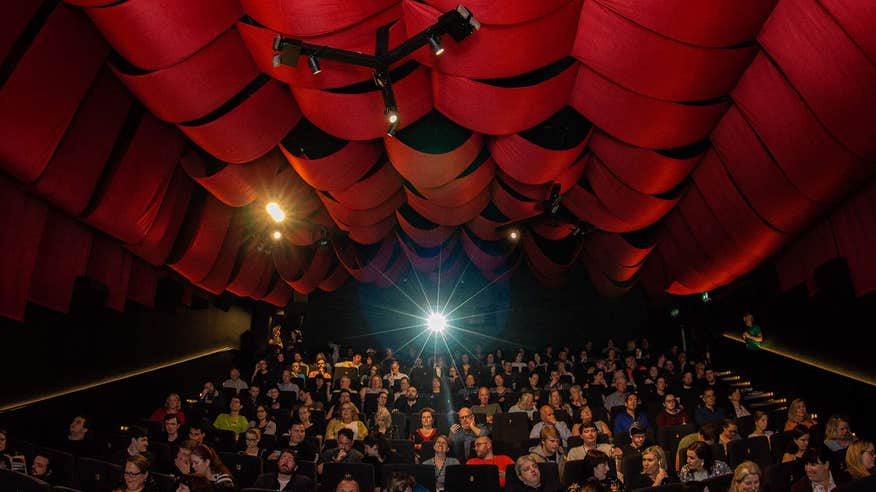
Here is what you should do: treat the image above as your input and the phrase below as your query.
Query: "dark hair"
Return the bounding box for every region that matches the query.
[386,472,416,492]
[629,422,646,437]
[802,445,833,465]
[786,425,811,455]
[192,444,232,478]
[721,418,737,432]
[176,474,213,492]
[580,421,598,432]
[188,421,206,433]
[585,449,610,468]
[34,450,51,463]
[686,441,715,469]
[363,434,391,460]
[337,428,355,441]
[699,422,721,443]
[129,425,148,440]
[163,413,179,423]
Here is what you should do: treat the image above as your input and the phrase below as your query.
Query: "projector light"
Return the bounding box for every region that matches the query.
[427,312,447,333]
[272,231,282,240]
[266,202,285,222]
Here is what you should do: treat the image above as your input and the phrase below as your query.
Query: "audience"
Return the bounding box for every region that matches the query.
[6,333,875,492]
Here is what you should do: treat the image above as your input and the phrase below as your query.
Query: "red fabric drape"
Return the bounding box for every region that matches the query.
[0,181,48,320]
[86,234,133,312]
[0,4,108,184]
[29,212,93,313]
[85,0,242,70]
[127,167,194,266]
[241,0,399,37]
[127,258,159,308]
[170,197,235,284]
[283,139,381,192]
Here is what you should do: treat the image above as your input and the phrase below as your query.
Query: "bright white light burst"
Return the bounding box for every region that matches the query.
[426,312,447,333]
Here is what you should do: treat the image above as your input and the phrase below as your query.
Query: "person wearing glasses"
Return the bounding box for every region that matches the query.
[118,454,159,492]
[530,405,572,447]
[844,439,875,479]
[656,393,688,427]
[467,436,515,488]
[449,407,489,460]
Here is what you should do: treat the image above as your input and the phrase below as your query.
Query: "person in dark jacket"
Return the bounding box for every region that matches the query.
[252,449,314,491]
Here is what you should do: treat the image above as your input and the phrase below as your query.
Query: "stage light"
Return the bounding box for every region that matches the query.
[266,202,286,222]
[272,230,282,240]
[670,307,681,319]
[386,109,399,124]
[428,35,445,55]
[308,55,322,74]
[701,291,712,303]
[508,229,520,240]
[427,312,447,333]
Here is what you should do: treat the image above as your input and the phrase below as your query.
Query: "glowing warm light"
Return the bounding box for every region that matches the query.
[509,230,519,240]
[266,202,285,222]
[272,231,282,240]
[387,111,399,124]
[427,312,447,333]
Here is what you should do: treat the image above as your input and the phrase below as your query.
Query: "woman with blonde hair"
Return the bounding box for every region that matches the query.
[627,445,672,490]
[824,414,854,451]
[325,402,368,440]
[730,461,761,492]
[845,439,875,479]
[370,407,399,439]
[509,392,537,419]
[784,398,817,431]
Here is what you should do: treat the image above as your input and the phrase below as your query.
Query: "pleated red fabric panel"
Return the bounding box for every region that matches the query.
[0,4,108,183]
[86,234,133,312]
[319,262,350,292]
[416,155,495,207]
[226,243,274,299]
[571,64,731,149]
[126,258,159,308]
[196,217,244,294]
[262,280,292,306]
[397,207,455,247]
[181,150,258,208]
[241,0,399,37]
[758,0,876,160]
[1,0,43,63]
[0,180,48,321]
[113,28,260,123]
[588,130,701,195]
[335,237,397,282]
[84,113,184,244]
[331,161,403,211]
[819,0,876,60]
[170,197,235,284]
[593,0,776,47]
[179,79,302,163]
[341,215,398,245]
[29,212,93,313]
[283,140,381,192]
[404,0,582,79]
[774,219,837,293]
[830,181,876,297]
[434,62,578,135]
[27,67,134,216]
[490,132,589,186]
[322,189,406,227]
[407,186,491,226]
[574,0,758,102]
[84,0,242,70]
[127,167,194,266]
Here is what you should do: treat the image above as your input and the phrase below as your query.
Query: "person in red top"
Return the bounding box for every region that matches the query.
[656,393,688,428]
[467,436,515,487]
[149,393,186,425]
[413,407,438,451]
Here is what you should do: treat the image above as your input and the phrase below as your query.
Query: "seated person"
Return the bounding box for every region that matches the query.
[386,471,429,492]
[823,415,854,451]
[149,392,186,425]
[508,454,546,492]
[325,402,368,441]
[679,441,732,482]
[567,422,614,461]
[412,408,438,451]
[422,434,459,492]
[58,414,96,456]
[188,422,206,447]
[695,389,727,426]
[296,404,323,440]
[471,387,503,424]
[676,422,720,472]
[728,388,751,419]
[393,385,424,415]
[362,434,403,486]
[585,450,618,490]
[171,440,195,477]
[249,404,277,436]
[240,428,266,458]
[213,396,249,435]
[719,418,742,449]
[571,405,611,437]
[160,413,182,445]
[222,367,249,394]
[656,393,689,428]
[508,392,537,420]
[336,478,360,492]
[269,422,316,462]
[190,444,235,489]
[326,390,353,421]
[783,425,812,463]
[612,393,648,434]
[449,407,489,460]
[111,425,154,466]
[619,423,648,458]
[253,448,314,492]
[625,445,674,490]
[0,429,26,473]
[277,369,301,395]
[530,405,572,447]
[790,445,847,492]
[784,398,818,431]
[370,407,400,439]
[30,451,55,485]
[730,461,762,492]
[527,424,566,479]
[318,428,364,474]
[844,439,875,480]
[748,410,774,439]
[467,436,515,488]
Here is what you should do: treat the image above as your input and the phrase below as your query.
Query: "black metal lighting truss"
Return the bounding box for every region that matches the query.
[272,5,480,134]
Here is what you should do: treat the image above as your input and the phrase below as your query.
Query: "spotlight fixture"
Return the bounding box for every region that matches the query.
[308,55,322,74]
[670,307,681,319]
[272,230,282,240]
[314,227,330,248]
[701,291,712,303]
[547,183,562,215]
[271,6,479,128]
[428,34,445,55]
[426,312,447,333]
[375,70,400,135]
[508,229,520,240]
[266,202,285,222]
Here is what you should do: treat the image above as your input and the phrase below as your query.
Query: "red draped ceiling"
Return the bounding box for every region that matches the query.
[1,0,875,321]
